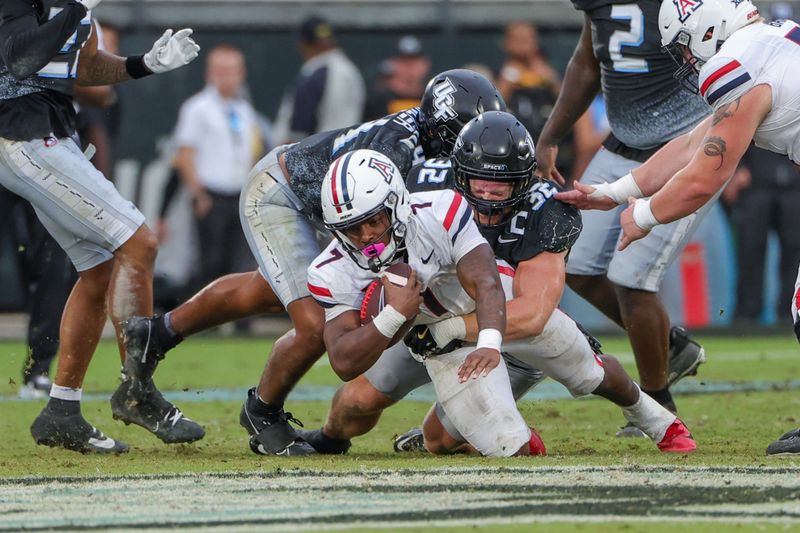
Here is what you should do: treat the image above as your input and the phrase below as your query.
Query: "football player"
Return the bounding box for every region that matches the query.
[302,112,696,456]
[0,0,202,453]
[559,0,800,455]
[123,69,506,456]
[535,0,708,437]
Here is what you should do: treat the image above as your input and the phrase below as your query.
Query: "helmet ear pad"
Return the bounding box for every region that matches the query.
[420,69,506,158]
[452,111,537,227]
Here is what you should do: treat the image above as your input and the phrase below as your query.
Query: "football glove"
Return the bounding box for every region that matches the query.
[77,0,102,10]
[404,317,466,360]
[144,29,200,74]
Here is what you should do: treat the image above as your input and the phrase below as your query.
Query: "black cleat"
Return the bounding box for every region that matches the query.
[298,428,351,455]
[767,428,800,456]
[393,427,426,452]
[667,326,706,387]
[239,388,316,456]
[31,408,128,454]
[121,315,180,382]
[110,378,204,444]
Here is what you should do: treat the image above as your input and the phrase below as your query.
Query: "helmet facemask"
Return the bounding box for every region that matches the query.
[663,31,702,94]
[454,162,536,228]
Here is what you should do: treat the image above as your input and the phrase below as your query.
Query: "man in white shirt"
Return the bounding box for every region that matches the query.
[173,44,262,286]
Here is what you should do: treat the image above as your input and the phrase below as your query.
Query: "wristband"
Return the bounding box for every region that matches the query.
[372,305,408,338]
[125,55,153,79]
[476,328,503,352]
[590,172,644,204]
[632,198,660,231]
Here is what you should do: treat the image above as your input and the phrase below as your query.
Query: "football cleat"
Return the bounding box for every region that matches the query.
[240,388,316,456]
[393,427,425,453]
[528,427,547,456]
[121,315,177,382]
[766,428,800,456]
[110,378,204,444]
[31,408,128,454]
[657,419,697,453]
[18,374,52,400]
[615,422,647,438]
[298,428,352,455]
[667,326,706,387]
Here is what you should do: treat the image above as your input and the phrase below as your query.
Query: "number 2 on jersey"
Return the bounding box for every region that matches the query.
[609,4,649,73]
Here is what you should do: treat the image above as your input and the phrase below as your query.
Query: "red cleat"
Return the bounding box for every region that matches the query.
[657,419,697,453]
[529,427,547,456]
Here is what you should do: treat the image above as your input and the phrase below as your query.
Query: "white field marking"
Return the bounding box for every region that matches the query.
[2,466,800,531]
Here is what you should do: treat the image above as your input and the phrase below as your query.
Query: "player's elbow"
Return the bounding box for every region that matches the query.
[685,177,719,205]
[516,313,547,338]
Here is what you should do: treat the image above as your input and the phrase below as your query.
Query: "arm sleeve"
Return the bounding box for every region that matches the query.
[0,0,88,79]
[289,66,327,136]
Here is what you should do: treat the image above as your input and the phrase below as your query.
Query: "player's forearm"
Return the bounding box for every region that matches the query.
[0,3,88,79]
[326,326,391,381]
[538,19,600,146]
[649,163,727,225]
[632,115,712,196]
[76,50,133,85]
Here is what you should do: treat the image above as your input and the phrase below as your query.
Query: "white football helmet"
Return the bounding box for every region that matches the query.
[659,0,759,86]
[321,149,412,272]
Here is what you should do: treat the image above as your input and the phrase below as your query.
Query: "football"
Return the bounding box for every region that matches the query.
[360,262,416,346]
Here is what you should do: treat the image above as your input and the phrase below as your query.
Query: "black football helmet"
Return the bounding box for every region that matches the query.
[419,69,506,158]
[452,111,537,227]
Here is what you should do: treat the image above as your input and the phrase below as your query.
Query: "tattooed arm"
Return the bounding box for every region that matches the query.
[76,21,132,86]
[646,84,772,224]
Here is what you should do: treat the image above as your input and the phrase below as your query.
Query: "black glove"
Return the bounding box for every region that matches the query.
[404,325,463,359]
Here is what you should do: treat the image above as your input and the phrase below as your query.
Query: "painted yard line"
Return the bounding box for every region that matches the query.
[2,466,800,531]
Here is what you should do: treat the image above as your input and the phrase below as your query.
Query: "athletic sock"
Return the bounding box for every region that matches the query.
[47,385,82,416]
[250,391,283,418]
[642,386,677,413]
[158,313,184,351]
[621,385,676,443]
[305,428,352,454]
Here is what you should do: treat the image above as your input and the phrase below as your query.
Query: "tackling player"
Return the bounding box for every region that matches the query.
[302,112,696,456]
[123,69,506,456]
[535,0,708,436]
[558,0,800,455]
[0,0,202,453]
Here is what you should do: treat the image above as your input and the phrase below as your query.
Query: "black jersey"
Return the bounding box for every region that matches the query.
[284,107,426,219]
[0,0,91,140]
[406,158,582,267]
[572,0,708,149]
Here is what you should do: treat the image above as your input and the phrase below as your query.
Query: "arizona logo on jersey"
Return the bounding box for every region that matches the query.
[673,0,703,23]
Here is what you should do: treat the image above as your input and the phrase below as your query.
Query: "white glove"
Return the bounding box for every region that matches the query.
[77,0,103,10]
[428,317,467,348]
[144,29,200,74]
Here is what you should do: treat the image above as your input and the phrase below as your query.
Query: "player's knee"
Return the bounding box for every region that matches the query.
[340,379,394,417]
[118,225,158,265]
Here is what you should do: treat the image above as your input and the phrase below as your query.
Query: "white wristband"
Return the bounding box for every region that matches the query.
[590,172,644,204]
[632,198,660,231]
[476,328,503,352]
[372,305,408,338]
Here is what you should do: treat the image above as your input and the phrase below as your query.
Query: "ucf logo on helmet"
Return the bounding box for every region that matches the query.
[674,0,703,22]
[432,78,458,122]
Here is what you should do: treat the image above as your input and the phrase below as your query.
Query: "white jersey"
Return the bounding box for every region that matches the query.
[307,189,501,323]
[698,20,800,163]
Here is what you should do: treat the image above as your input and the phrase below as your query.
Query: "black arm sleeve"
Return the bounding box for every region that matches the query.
[0,0,88,80]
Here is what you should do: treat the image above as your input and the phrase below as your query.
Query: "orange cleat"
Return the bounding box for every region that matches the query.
[657,419,697,453]
[529,427,547,456]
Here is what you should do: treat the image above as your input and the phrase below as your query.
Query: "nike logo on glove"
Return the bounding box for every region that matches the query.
[497,236,518,244]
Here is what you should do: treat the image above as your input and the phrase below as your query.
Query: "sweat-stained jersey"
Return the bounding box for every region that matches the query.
[571,0,709,149]
[406,158,582,268]
[283,107,426,219]
[698,20,800,164]
[306,189,492,323]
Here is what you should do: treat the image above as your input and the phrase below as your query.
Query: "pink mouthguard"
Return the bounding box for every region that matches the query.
[361,242,386,258]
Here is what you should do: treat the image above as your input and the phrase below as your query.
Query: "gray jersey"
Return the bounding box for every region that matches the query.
[573,0,709,149]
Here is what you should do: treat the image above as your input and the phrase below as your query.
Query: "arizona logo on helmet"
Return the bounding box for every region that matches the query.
[368,157,395,183]
[673,0,703,22]
[432,78,458,122]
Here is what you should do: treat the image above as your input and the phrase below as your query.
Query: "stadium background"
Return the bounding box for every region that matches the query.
[0,0,796,331]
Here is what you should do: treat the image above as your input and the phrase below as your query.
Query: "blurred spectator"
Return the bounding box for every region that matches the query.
[173,44,261,289]
[724,147,800,325]
[364,35,431,120]
[571,94,610,183]
[273,15,365,142]
[496,21,571,176]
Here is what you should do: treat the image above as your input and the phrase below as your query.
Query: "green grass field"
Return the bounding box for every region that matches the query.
[2,333,800,530]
